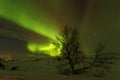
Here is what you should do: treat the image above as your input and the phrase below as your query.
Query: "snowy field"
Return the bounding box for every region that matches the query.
[0,57,120,80]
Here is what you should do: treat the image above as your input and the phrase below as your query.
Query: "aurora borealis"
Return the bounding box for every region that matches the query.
[0,0,120,56]
[0,0,61,56]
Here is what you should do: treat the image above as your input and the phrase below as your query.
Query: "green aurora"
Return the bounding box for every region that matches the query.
[0,0,120,56]
[0,0,62,56]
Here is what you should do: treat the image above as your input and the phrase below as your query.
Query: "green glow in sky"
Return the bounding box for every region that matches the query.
[27,42,61,56]
[0,0,61,56]
[0,0,120,56]
[0,0,59,39]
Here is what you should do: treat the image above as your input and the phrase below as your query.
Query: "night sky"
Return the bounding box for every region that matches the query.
[0,0,120,56]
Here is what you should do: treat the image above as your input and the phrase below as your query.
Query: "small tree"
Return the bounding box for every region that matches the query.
[54,25,83,74]
[93,44,114,77]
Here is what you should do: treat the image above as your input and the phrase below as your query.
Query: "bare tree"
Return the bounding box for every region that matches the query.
[54,25,115,76]
[54,25,83,74]
[92,44,115,77]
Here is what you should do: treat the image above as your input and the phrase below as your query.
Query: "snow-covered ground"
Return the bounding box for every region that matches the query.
[0,57,120,80]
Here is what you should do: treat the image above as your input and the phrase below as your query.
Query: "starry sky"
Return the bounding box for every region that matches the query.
[0,0,120,56]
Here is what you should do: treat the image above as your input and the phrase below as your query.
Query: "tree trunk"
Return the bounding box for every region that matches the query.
[68,57,75,74]
[71,64,75,74]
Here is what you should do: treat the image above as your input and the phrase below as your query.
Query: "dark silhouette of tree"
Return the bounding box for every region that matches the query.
[92,44,115,77]
[54,25,115,76]
[54,25,84,74]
